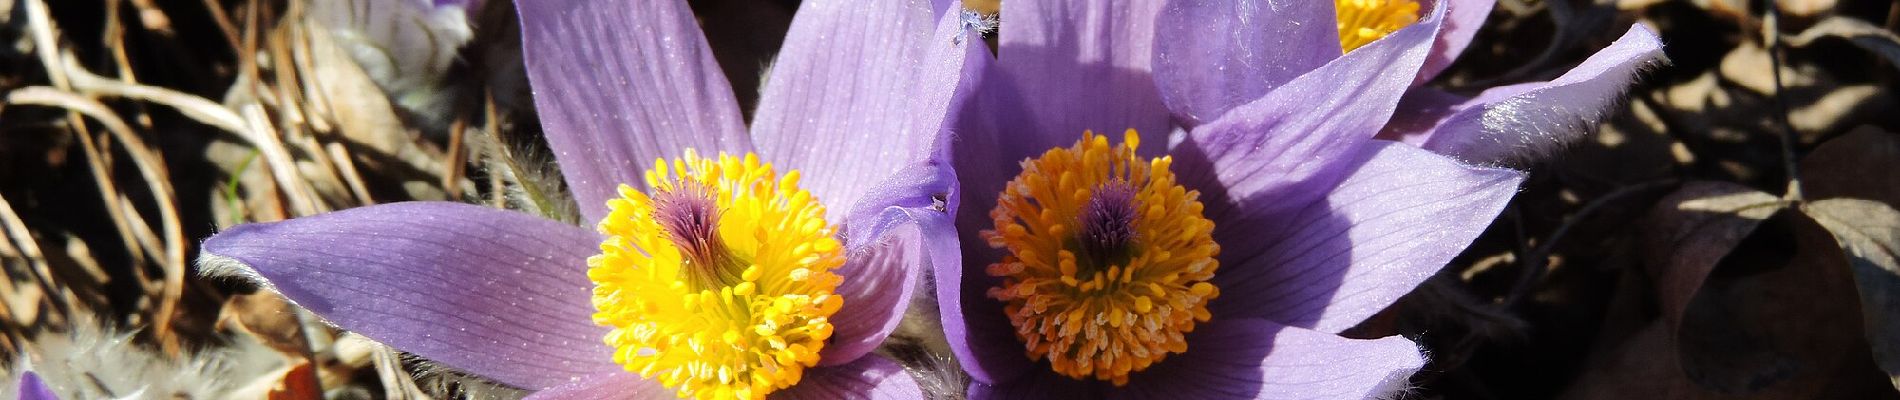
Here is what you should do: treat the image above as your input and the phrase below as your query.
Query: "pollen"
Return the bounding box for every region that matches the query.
[1336,0,1421,53]
[980,130,1220,385]
[587,150,845,400]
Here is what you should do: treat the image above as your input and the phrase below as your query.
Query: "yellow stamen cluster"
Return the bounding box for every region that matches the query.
[981,130,1220,386]
[1336,0,1421,53]
[588,151,845,400]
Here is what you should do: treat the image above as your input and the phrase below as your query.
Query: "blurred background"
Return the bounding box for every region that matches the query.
[0,0,1896,398]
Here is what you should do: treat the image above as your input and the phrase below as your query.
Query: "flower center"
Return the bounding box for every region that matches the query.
[1079,181,1139,269]
[981,130,1220,386]
[588,151,845,400]
[1335,0,1421,53]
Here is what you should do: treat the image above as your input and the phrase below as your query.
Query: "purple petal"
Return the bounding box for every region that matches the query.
[523,372,672,399]
[775,355,922,400]
[1417,25,1666,164]
[752,0,981,213]
[940,47,1043,385]
[940,238,1035,385]
[1153,0,1340,126]
[517,0,753,223]
[18,371,56,400]
[521,358,920,399]
[1418,0,1496,83]
[969,370,1102,400]
[987,0,1171,144]
[934,138,1041,384]
[748,4,979,365]
[946,51,1056,245]
[1209,141,1522,333]
[820,218,925,366]
[199,202,612,390]
[1174,0,1446,221]
[969,320,1423,399]
[427,0,479,10]
[948,0,1444,387]
[816,146,963,364]
[940,43,1063,385]
[940,155,1040,383]
[1112,319,1424,400]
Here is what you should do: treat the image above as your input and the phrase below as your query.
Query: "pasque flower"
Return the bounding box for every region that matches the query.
[937,0,1661,398]
[200,0,983,398]
[1159,0,1668,165]
[12,371,56,400]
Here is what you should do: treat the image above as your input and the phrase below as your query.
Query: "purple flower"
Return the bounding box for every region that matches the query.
[936,0,1661,398]
[1157,0,1668,165]
[13,371,57,400]
[200,0,982,398]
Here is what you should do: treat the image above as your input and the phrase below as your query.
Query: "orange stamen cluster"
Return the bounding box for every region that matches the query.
[981,130,1220,385]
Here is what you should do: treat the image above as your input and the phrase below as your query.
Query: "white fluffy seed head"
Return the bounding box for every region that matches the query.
[7,315,283,399]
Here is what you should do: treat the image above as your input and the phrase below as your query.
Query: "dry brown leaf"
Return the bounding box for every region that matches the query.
[300,21,408,159]
[1569,209,1893,398]
[1776,0,1838,18]
[1787,85,1889,136]
[219,292,311,358]
[1786,16,1900,72]
[1802,199,1900,390]
[1718,42,1819,97]
[298,15,459,202]
[1642,181,1782,330]
[1802,127,1900,205]
[1798,128,1900,389]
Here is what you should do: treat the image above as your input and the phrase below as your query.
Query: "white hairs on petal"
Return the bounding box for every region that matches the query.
[1370,342,1428,400]
[12,314,283,399]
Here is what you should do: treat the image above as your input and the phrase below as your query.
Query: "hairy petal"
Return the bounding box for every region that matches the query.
[967,320,1423,400]
[1210,142,1522,333]
[1174,0,1446,221]
[1416,25,1667,164]
[753,0,979,212]
[749,4,981,367]
[942,21,1051,386]
[776,355,924,400]
[524,360,924,400]
[517,0,752,222]
[986,0,1171,145]
[523,372,672,399]
[941,124,1041,384]
[968,371,1101,400]
[200,202,611,389]
[821,218,929,366]
[1419,0,1496,82]
[1112,319,1424,400]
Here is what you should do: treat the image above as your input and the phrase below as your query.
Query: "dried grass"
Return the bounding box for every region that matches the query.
[0,0,516,396]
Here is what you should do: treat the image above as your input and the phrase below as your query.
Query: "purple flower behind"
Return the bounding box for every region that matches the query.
[1155,0,1668,165]
[16,371,57,400]
[199,0,985,398]
[937,0,1662,398]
